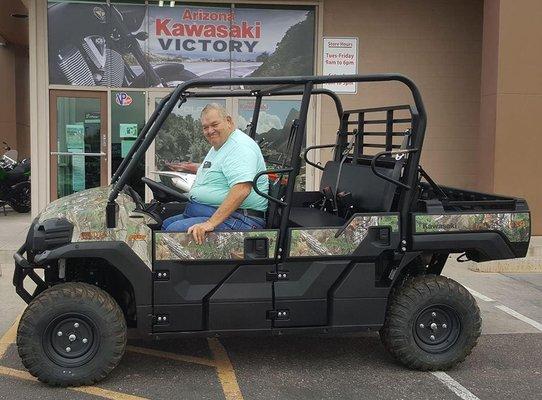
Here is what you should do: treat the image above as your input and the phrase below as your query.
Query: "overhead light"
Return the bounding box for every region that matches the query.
[170,1,175,7]
[11,14,28,19]
[158,1,164,6]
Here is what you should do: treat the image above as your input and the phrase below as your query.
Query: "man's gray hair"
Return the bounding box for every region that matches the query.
[200,103,230,120]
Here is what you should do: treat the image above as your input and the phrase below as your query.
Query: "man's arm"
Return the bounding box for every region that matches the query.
[187,182,252,244]
[166,161,200,174]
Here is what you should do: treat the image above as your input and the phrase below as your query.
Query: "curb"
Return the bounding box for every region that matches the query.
[468,258,542,273]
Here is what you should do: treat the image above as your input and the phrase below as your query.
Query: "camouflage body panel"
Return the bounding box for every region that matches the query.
[288,215,399,257]
[38,186,154,267]
[414,212,530,243]
[155,230,278,261]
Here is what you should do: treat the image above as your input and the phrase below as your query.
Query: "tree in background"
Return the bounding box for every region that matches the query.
[251,12,315,77]
[155,114,209,169]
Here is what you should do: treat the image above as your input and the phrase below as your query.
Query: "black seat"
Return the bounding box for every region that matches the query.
[287,206,344,227]
[320,160,398,212]
[287,159,400,228]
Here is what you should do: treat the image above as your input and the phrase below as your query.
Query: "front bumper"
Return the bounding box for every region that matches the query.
[13,243,48,304]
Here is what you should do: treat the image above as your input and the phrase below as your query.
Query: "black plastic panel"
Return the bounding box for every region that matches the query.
[152,304,203,332]
[273,261,348,327]
[411,232,516,261]
[274,299,327,327]
[134,305,153,337]
[352,227,400,258]
[208,301,272,330]
[208,265,272,330]
[33,218,74,251]
[510,241,529,258]
[331,298,388,326]
[153,262,236,304]
[333,263,390,298]
[275,261,348,299]
[209,265,272,301]
[45,242,152,307]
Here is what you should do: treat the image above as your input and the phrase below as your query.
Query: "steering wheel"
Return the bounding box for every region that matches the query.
[141,176,189,203]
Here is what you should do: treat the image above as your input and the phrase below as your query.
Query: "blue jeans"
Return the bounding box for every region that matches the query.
[162,201,265,232]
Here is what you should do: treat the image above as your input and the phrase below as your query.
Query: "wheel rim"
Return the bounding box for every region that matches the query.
[43,314,100,367]
[413,304,461,353]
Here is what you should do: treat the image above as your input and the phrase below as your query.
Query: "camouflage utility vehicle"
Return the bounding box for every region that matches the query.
[14,75,530,386]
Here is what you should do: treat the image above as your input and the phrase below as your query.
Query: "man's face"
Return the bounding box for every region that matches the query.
[201,109,234,149]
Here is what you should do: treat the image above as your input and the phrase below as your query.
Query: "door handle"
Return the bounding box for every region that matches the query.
[244,237,269,259]
[51,152,106,156]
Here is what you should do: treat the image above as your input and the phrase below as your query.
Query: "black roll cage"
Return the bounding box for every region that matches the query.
[107,74,426,246]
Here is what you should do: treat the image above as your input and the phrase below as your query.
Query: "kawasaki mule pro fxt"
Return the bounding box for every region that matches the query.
[13,75,530,386]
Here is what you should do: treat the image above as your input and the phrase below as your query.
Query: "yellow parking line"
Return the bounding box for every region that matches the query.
[0,315,21,359]
[75,385,150,400]
[126,345,216,367]
[2,316,241,399]
[0,366,32,380]
[0,366,149,400]
[1,316,149,399]
[207,338,244,400]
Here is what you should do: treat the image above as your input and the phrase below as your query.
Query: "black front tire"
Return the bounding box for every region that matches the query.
[17,283,127,387]
[380,275,481,370]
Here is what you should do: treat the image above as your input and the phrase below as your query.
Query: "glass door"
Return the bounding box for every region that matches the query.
[110,90,146,198]
[49,90,108,200]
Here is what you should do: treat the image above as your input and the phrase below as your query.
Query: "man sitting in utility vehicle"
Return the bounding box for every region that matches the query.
[162,103,269,243]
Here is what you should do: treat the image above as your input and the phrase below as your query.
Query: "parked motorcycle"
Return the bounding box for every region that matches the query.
[0,142,31,214]
[48,3,198,88]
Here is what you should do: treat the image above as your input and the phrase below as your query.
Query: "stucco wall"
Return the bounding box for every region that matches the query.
[0,46,17,154]
[15,45,30,159]
[490,0,542,234]
[321,0,484,190]
[0,44,29,160]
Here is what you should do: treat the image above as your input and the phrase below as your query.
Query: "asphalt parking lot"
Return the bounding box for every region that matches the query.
[0,259,541,400]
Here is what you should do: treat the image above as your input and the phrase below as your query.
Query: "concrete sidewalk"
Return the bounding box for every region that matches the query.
[0,207,31,268]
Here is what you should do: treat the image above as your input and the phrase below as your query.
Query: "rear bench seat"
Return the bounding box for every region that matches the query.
[287,160,398,227]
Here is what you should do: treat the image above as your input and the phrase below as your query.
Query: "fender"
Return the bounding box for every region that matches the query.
[41,241,152,307]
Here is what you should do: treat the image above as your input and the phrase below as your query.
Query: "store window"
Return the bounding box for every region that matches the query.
[50,92,108,200]
[154,98,227,170]
[237,99,301,163]
[237,99,306,189]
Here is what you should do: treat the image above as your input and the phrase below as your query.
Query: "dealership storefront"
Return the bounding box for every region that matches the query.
[40,0,320,202]
[23,0,542,233]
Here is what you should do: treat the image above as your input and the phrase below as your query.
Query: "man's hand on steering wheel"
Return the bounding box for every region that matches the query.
[187,220,215,244]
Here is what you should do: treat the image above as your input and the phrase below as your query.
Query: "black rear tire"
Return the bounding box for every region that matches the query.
[17,282,127,386]
[380,275,481,370]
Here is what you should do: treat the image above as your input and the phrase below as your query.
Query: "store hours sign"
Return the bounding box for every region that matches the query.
[323,37,358,94]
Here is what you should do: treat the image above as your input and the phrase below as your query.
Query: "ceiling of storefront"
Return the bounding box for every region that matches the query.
[0,0,28,47]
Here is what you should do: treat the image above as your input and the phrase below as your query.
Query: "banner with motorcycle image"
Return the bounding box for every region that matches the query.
[48,2,315,88]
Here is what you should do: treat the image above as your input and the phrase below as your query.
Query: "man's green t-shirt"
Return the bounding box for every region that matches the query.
[188,129,269,212]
